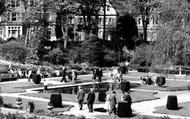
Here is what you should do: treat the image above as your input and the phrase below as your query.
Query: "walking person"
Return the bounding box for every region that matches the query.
[98,68,103,82]
[87,88,95,112]
[43,79,48,93]
[60,66,67,83]
[109,91,117,115]
[92,68,97,81]
[77,86,85,110]
[105,92,111,114]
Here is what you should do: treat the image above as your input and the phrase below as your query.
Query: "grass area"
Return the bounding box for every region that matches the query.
[1,82,44,93]
[1,96,73,112]
[94,115,163,119]
[154,101,190,117]
[22,90,159,104]
[136,80,190,91]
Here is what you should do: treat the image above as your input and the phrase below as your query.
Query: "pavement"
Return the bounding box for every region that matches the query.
[1,71,190,119]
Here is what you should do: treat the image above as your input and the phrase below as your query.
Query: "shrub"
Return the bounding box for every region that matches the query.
[16,97,22,102]
[48,48,68,65]
[32,74,41,84]
[156,76,166,87]
[50,93,62,107]
[28,101,35,113]
[118,65,128,74]
[187,84,190,91]
[0,41,28,63]
[166,95,178,110]
[121,81,130,92]
[146,77,153,85]
[117,101,132,117]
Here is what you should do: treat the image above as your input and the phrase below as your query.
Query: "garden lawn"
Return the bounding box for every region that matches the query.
[1,96,73,112]
[136,80,190,91]
[22,90,159,104]
[154,101,190,117]
[95,115,162,119]
[1,82,44,93]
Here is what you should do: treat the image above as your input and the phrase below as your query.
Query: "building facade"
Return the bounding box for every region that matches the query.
[0,0,23,40]
[0,0,117,41]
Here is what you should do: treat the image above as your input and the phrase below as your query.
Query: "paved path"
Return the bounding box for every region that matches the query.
[1,72,190,119]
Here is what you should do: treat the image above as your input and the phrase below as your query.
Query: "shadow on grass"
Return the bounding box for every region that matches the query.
[94,108,107,112]
[94,108,137,118]
[130,83,141,88]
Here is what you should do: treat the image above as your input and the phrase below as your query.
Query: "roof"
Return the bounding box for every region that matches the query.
[110,0,128,16]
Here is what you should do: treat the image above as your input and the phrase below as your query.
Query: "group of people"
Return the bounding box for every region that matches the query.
[9,68,33,79]
[60,66,78,83]
[76,85,131,115]
[77,86,95,112]
[111,68,123,82]
[92,68,103,82]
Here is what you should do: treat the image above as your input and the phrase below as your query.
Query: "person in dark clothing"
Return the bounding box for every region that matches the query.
[60,66,67,82]
[97,68,103,82]
[77,86,85,110]
[87,88,95,112]
[109,91,117,115]
[92,68,97,81]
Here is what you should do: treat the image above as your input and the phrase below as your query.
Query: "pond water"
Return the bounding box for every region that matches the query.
[36,82,141,95]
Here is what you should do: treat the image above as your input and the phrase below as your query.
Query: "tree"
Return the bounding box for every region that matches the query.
[76,0,104,36]
[116,13,138,50]
[48,48,68,65]
[0,41,28,63]
[0,0,10,16]
[53,0,78,49]
[152,0,190,66]
[124,0,160,42]
[81,35,104,67]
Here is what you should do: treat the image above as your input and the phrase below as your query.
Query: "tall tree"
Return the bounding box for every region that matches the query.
[53,0,78,49]
[76,0,104,36]
[0,0,9,16]
[116,13,138,50]
[124,0,160,42]
[152,0,190,66]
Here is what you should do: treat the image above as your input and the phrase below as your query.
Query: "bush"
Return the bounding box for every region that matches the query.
[121,81,130,92]
[0,41,28,63]
[117,101,132,117]
[28,101,35,113]
[48,48,68,65]
[156,76,166,87]
[50,93,62,107]
[118,66,128,74]
[166,95,178,110]
[32,74,41,84]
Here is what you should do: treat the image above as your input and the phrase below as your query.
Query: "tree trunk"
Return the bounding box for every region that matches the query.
[61,17,67,49]
[142,19,148,43]
[25,27,31,47]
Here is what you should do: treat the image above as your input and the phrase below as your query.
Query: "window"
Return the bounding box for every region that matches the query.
[30,0,34,6]
[11,0,20,7]
[12,13,17,21]
[9,12,20,21]
[107,5,110,11]
[11,0,15,7]
[47,30,51,39]
[7,26,21,38]
[109,18,112,25]
[16,0,20,7]
[138,18,141,25]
